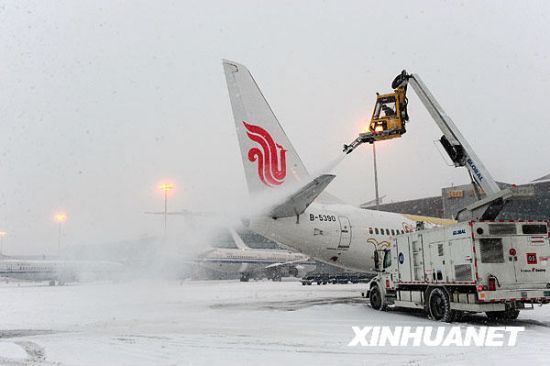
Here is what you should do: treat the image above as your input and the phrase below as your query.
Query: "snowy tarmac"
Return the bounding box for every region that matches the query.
[1,279,550,365]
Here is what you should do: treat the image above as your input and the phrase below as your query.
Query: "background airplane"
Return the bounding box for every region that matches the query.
[193,227,315,281]
[0,255,123,285]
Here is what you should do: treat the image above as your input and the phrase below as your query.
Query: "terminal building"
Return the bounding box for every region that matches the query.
[361,173,550,220]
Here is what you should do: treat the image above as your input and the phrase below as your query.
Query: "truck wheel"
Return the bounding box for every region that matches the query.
[369,285,387,311]
[505,309,520,320]
[428,288,452,322]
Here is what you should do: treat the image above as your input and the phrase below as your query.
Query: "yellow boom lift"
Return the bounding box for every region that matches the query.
[343,70,410,150]
[343,70,532,221]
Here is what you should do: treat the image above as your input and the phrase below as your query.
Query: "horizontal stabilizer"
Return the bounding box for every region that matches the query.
[269,174,335,219]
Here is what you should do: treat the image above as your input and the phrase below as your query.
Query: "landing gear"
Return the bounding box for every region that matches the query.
[239,274,250,282]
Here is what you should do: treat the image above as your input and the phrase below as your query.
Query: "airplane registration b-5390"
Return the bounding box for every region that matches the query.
[222,60,453,273]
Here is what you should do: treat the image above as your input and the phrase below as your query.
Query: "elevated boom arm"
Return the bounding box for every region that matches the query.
[407,74,501,195]
[344,70,532,221]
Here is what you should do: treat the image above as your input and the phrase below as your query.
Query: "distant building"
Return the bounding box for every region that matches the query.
[362,173,550,220]
[440,182,511,219]
[360,196,443,218]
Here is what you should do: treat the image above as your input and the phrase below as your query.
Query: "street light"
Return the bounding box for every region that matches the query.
[158,182,175,235]
[54,213,67,252]
[0,231,6,256]
[372,143,380,210]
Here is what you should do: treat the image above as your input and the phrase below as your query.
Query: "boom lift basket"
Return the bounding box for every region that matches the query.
[369,84,409,140]
[343,71,411,153]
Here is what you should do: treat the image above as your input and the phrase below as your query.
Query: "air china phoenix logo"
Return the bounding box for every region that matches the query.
[243,121,287,187]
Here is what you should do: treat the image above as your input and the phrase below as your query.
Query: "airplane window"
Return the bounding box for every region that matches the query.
[385,229,390,235]
[369,227,373,234]
[375,228,379,235]
[391,229,395,236]
[401,230,405,234]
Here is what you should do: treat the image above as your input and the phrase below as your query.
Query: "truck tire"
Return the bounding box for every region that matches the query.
[369,284,387,311]
[428,288,452,322]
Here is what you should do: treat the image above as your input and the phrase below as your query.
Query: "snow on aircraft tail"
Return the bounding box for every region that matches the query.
[223,60,310,195]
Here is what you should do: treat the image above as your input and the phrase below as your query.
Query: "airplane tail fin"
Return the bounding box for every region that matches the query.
[223,60,310,195]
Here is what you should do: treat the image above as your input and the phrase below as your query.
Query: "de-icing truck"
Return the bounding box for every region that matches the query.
[367,220,550,321]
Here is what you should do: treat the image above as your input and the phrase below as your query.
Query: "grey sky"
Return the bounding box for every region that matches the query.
[1,1,549,254]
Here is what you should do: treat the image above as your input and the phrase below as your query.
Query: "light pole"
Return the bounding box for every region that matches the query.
[54,213,67,252]
[372,143,380,210]
[159,182,174,236]
[0,231,6,256]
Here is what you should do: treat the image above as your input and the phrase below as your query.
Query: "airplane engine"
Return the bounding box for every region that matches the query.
[292,265,308,278]
[288,266,299,277]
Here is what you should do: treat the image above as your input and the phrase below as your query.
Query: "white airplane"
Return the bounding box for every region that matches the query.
[223,60,453,273]
[0,256,123,285]
[195,230,315,281]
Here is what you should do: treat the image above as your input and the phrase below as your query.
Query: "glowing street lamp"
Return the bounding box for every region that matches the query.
[159,182,175,235]
[0,231,6,256]
[54,213,67,223]
[54,212,67,252]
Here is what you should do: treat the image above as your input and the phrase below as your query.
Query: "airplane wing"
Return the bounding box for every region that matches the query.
[264,258,309,270]
[269,174,336,219]
[402,213,456,226]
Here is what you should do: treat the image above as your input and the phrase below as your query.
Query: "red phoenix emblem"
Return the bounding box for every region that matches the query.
[243,121,287,187]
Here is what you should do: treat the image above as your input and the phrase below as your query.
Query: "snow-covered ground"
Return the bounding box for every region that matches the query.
[0,280,550,365]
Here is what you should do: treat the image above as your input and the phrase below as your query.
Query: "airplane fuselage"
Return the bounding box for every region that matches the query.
[250,203,418,273]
